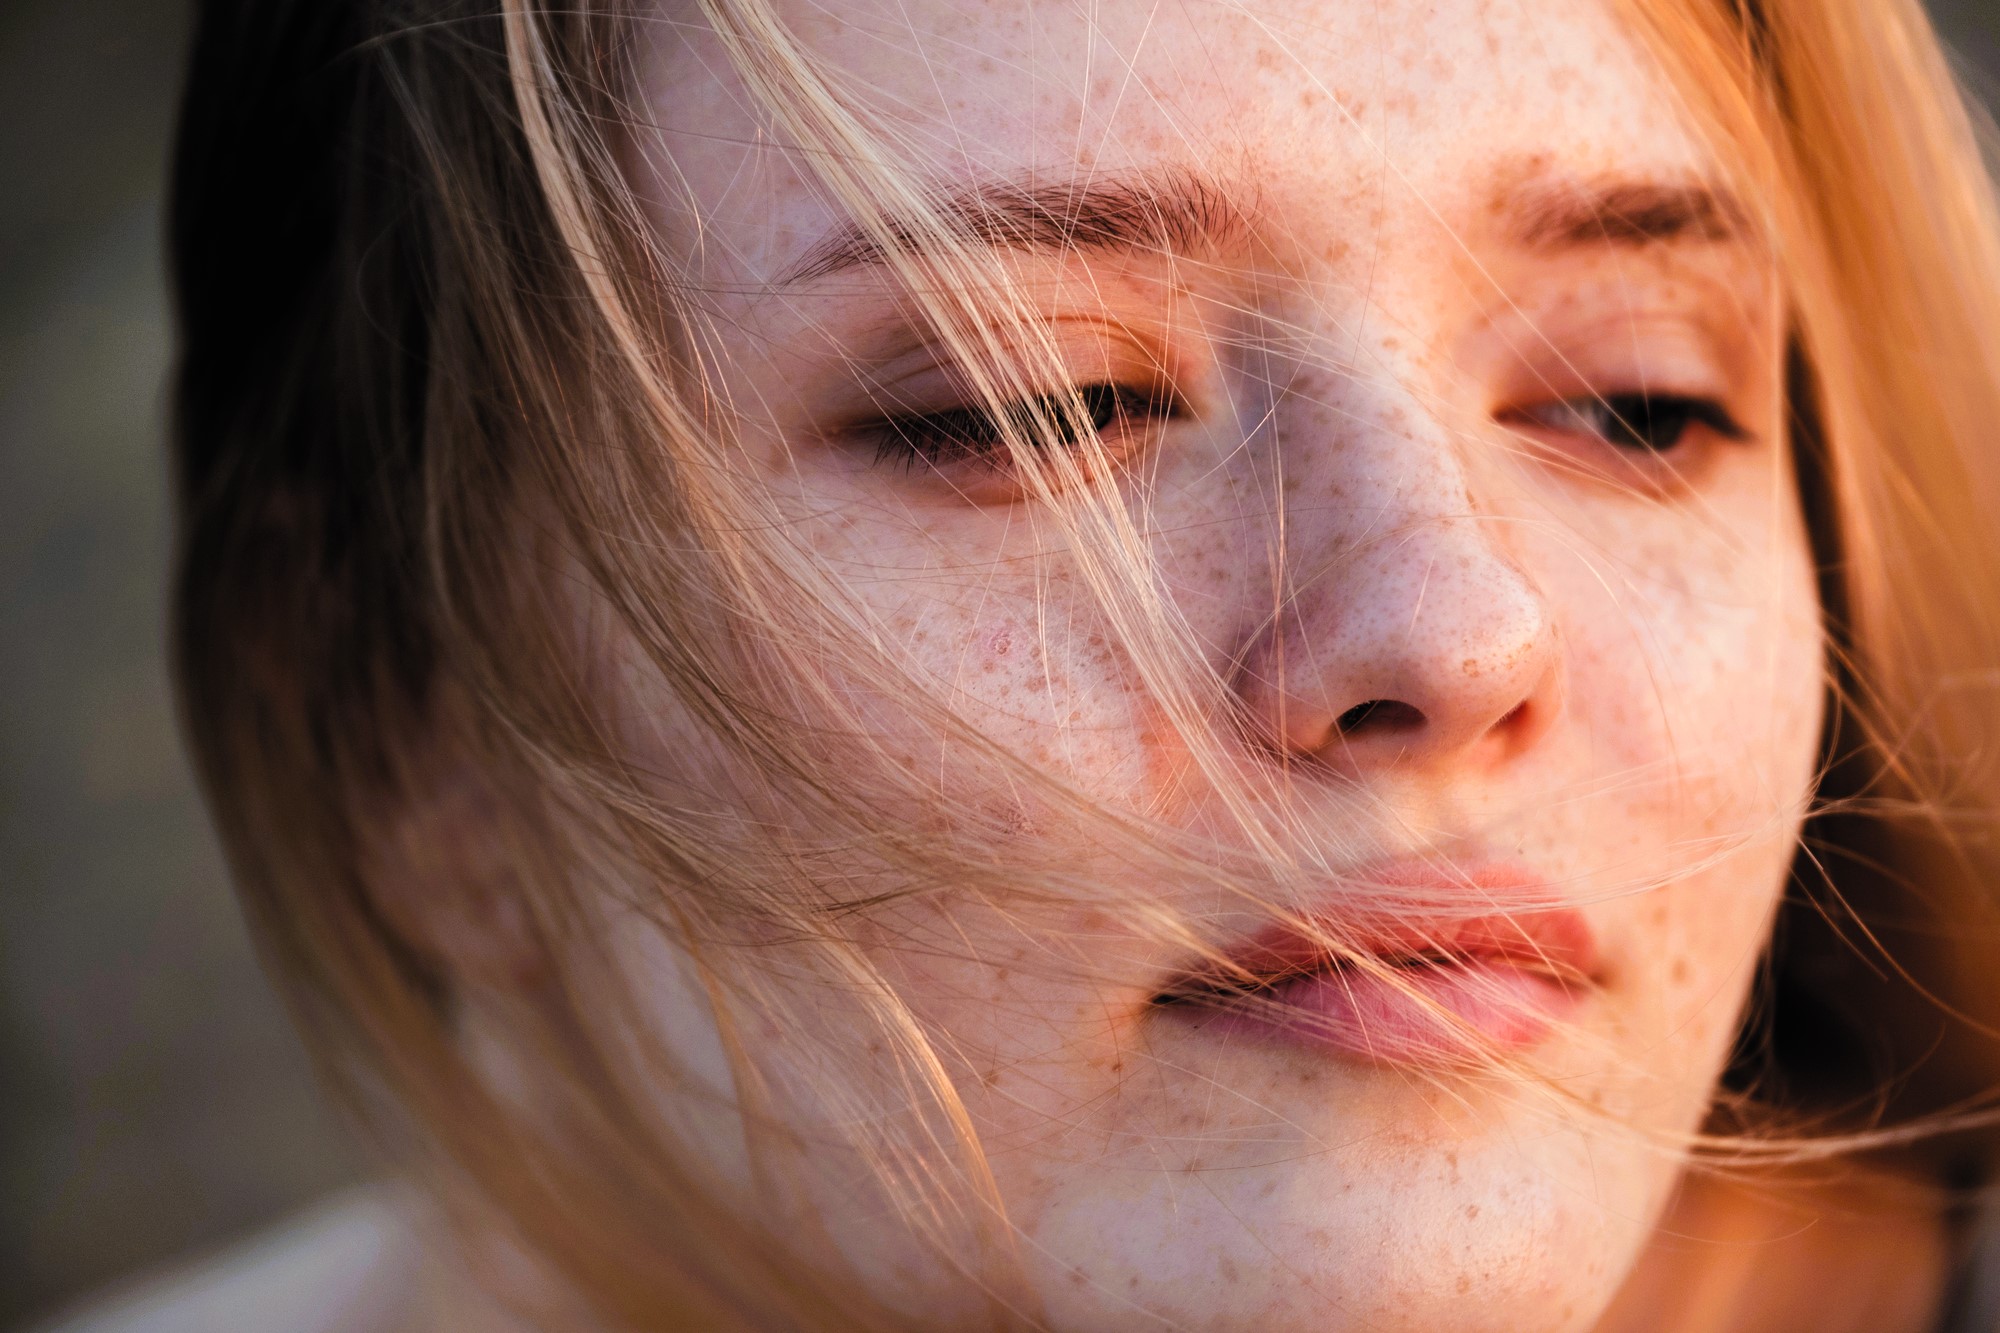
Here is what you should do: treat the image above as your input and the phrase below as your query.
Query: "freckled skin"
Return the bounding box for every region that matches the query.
[625,1,1823,1330]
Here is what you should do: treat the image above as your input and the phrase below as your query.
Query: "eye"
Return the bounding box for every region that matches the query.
[1504,391,1748,453]
[864,381,1177,474]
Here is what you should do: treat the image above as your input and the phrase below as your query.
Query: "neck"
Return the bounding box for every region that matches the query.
[1595,1158,1951,1333]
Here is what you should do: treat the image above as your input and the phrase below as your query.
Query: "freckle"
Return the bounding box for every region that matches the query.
[1671,957,1690,984]
[1220,1255,1240,1284]
[1466,1204,1480,1219]
[1458,1275,1472,1293]
[1462,657,1481,676]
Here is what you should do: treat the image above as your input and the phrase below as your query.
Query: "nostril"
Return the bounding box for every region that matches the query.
[1335,699,1425,735]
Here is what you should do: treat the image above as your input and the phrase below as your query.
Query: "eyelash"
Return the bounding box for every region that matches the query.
[857,383,1742,482]
[863,382,1178,473]
[1504,391,1749,453]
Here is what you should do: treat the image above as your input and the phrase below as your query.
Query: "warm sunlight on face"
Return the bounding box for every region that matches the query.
[630,0,1822,1327]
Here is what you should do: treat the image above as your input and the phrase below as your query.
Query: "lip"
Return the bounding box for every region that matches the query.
[1149,863,1601,1065]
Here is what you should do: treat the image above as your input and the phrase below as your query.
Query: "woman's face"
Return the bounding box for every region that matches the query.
[623,0,1823,1327]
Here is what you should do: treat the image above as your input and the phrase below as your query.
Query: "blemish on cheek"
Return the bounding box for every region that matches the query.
[1670,956,1690,985]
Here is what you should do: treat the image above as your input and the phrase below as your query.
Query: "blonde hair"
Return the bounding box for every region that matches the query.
[168,0,2000,1325]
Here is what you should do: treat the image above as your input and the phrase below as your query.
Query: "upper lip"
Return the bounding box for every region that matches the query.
[1152,862,1603,1002]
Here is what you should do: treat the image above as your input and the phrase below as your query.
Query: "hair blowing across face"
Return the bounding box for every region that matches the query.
[169,0,2000,1326]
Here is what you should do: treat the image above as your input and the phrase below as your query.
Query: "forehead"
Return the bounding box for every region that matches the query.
[638,0,1714,282]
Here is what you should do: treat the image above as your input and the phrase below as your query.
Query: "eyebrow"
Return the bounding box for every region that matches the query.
[777,169,1749,286]
[778,168,1250,284]
[1506,178,1751,250]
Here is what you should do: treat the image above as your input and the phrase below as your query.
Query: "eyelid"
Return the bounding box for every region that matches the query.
[1498,391,1748,445]
[852,377,1183,496]
[833,315,1185,425]
[1491,387,1755,503]
[820,316,1195,500]
[846,357,1181,435]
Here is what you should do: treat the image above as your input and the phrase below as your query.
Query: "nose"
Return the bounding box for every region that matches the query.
[1231,506,1561,777]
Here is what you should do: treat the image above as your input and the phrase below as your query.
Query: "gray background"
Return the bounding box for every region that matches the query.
[3,1,1998,1327]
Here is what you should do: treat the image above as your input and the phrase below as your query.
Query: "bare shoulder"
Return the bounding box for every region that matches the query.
[30,1187,423,1333]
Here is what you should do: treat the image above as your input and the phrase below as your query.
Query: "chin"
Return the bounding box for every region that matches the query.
[1004,1087,1667,1333]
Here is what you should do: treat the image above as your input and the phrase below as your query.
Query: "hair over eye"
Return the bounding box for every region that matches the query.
[152,0,2000,1329]
[858,379,1182,480]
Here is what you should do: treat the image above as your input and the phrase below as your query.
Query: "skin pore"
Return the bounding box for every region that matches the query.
[606,0,1837,1328]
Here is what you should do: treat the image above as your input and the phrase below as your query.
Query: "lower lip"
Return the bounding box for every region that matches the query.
[1164,959,1584,1064]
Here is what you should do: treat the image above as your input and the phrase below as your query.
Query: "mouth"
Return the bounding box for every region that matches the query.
[1148,870,1601,1065]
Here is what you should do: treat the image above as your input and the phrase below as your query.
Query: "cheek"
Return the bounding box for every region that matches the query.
[810,508,1200,807]
[1543,478,1822,1068]
[1546,471,1822,842]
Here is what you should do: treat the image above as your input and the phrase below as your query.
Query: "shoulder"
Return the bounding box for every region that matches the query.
[31,1187,423,1333]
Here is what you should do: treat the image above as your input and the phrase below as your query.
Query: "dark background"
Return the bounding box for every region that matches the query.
[3,2,1998,1327]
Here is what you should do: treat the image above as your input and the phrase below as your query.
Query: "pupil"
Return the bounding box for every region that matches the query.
[885,382,1143,467]
[1602,394,1689,451]
[1013,384,1128,447]
[1083,383,1124,432]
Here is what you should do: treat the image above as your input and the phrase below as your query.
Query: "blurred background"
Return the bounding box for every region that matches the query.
[3,1,2000,1328]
